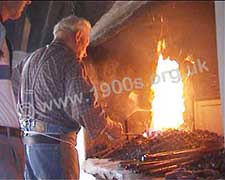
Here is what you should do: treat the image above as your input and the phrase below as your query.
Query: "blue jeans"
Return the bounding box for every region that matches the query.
[24,122,80,179]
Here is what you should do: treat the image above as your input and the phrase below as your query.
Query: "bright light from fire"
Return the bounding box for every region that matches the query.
[150,40,185,131]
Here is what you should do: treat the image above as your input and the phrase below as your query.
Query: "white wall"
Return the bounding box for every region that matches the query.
[215,2,225,137]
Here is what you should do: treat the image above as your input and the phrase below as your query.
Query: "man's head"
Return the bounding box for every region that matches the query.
[53,15,91,61]
[0,1,31,22]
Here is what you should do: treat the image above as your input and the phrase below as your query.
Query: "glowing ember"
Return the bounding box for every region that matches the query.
[150,41,185,131]
[129,91,138,103]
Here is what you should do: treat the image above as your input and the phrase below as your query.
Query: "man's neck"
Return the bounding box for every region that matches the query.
[53,37,80,60]
[53,38,75,57]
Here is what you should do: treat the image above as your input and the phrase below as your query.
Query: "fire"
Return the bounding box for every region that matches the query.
[150,41,185,131]
[129,91,138,103]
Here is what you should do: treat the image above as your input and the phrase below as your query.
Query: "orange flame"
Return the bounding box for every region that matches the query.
[150,41,185,131]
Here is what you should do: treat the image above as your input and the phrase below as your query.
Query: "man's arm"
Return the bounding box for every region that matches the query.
[64,60,112,139]
[64,60,123,139]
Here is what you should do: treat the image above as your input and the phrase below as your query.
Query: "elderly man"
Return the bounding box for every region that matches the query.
[0,1,31,178]
[19,15,123,179]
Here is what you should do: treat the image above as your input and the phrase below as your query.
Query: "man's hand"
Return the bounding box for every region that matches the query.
[105,117,123,140]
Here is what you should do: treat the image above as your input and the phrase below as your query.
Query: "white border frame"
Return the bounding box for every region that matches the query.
[215,2,225,139]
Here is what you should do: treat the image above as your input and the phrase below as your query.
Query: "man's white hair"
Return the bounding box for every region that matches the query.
[53,15,91,38]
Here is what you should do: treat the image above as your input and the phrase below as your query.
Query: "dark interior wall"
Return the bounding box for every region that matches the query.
[4,11,27,50]
[75,1,115,26]
[85,1,220,157]
[4,1,114,52]
[27,1,73,52]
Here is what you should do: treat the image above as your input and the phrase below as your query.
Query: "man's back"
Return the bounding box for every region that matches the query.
[20,41,80,130]
[22,15,122,179]
[21,40,108,180]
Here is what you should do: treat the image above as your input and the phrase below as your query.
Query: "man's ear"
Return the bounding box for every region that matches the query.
[75,30,82,43]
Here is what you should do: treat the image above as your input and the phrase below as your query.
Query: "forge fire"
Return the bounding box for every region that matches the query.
[150,40,185,131]
[90,39,225,179]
